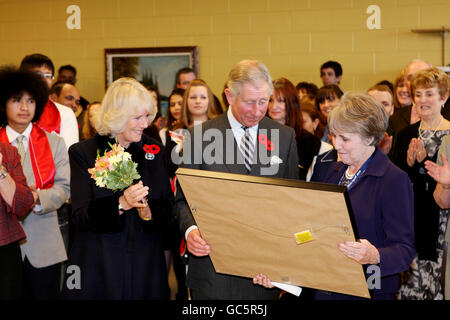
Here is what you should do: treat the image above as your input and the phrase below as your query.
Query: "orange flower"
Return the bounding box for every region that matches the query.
[95,157,110,171]
[105,150,114,158]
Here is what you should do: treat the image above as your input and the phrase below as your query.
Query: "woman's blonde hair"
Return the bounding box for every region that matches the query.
[328,92,388,146]
[96,78,157,136]
[181,79,218,127]
[411,67,450,100]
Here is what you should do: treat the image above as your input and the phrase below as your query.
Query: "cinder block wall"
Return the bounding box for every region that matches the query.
[0,0,448,104]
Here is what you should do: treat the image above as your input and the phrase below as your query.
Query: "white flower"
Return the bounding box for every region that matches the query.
[95,177,106,188]
[108,154,121,165]
[122,152,132,161]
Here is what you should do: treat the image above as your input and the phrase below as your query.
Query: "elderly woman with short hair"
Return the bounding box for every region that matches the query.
[254,92,415,300]
[64,78,173,300]
[394,67,450,300]
[315,92,415,299]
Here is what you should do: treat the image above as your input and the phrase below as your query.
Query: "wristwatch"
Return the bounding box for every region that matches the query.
[0,165,8,180]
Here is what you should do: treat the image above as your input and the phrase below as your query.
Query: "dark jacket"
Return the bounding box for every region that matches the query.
[296,130,318,181]
[63,134,173,299]
[0,142,34,246]
[313,147,415,299]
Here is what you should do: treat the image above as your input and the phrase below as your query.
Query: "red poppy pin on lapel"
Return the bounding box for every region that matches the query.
[257,134,274,151]
[143,144,160,160]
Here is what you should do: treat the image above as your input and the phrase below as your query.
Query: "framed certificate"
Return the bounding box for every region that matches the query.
[176,168,369,298]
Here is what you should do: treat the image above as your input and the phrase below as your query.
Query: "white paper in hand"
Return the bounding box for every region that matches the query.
[272,282,302,296]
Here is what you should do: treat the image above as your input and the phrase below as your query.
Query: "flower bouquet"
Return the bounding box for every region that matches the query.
[88,142,140,192]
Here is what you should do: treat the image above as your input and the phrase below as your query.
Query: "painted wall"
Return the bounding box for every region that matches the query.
[0,0,449,104]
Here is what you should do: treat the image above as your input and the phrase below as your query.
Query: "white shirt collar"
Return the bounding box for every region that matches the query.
[227,107,259,132]
[6,123,33,144]
[227,107,258,146]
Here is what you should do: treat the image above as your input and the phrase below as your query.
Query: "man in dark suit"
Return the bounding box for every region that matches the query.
[175,60,299,300]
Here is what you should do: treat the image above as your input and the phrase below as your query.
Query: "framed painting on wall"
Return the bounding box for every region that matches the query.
[104,46,198,117]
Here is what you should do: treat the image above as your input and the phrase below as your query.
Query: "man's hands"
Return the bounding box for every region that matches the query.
[187,229,211,257]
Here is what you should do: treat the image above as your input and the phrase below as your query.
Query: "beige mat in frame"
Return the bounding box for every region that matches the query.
[176,168,370,298]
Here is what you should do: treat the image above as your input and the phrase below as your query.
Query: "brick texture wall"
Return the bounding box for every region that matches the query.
[0,0,449,104]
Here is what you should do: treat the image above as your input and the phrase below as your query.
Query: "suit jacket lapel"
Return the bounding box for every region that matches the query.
[250,127,262,176]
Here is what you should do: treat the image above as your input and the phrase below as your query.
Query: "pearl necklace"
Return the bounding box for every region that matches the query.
[345,167,355,179]
[418,116,443,141]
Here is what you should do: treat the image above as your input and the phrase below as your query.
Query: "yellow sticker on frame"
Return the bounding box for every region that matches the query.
[294,230,313,244]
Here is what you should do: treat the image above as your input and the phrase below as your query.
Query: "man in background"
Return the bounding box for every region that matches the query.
[56,64,89,110]
[20,54,79,149]
[320,60,343,87]
[175,67,196,90]
[50,82,85,141]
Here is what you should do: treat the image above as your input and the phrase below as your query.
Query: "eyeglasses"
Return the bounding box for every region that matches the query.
[36,71,54,80]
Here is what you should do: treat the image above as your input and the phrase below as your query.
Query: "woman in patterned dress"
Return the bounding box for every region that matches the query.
[394,67,450,299]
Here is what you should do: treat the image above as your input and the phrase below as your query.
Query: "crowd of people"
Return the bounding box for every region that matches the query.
[0,53,449,301]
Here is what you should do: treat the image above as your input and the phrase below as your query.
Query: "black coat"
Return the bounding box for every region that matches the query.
[392,122,443,261]
[63,134,173,299]
[296,130,319,180]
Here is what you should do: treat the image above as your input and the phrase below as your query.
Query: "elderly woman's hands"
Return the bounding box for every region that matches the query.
[119,181,149,212]
[407,138,426,167]
[338,239,380,265]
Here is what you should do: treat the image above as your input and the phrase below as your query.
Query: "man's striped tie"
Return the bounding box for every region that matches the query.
[240,126,254,173]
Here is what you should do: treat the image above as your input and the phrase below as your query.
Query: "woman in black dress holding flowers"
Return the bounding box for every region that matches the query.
[63,78,173,299]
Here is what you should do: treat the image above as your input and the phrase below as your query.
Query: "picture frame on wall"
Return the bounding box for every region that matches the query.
[104,46,198,116]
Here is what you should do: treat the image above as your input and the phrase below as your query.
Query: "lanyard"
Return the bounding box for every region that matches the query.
[339,151,375,190]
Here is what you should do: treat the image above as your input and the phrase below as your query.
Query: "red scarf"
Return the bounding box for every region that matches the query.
[36,99,61,134]
[0,125,55,189]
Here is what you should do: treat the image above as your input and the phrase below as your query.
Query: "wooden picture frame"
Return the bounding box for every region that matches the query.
[176,168,370,298]
[104,46,198,116]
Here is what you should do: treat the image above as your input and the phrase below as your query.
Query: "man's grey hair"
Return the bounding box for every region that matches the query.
[227,60,273,97]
